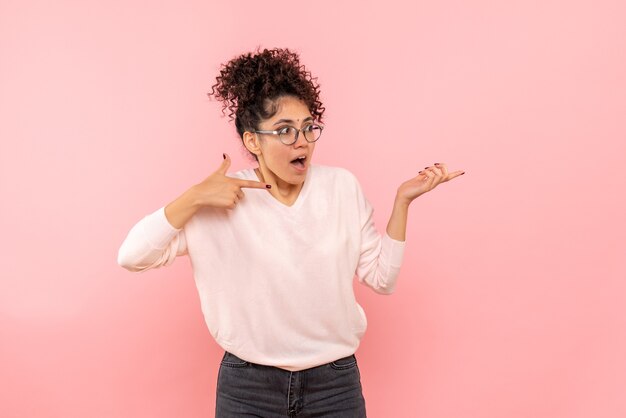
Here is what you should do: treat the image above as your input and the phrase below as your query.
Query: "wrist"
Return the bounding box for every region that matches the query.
[394,194,411,209]
[184,185,203,210]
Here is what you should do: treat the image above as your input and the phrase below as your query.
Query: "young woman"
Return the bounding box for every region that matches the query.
[117,47,464,417]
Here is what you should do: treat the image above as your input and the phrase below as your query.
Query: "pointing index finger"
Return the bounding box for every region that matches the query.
[234,178,271,189]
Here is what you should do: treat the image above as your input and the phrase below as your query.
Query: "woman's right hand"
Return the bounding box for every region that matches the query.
[193,153,271,210]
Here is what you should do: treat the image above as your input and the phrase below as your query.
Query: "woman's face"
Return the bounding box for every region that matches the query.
[249,95,316,186]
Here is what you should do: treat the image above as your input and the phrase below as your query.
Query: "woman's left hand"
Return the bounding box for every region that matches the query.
[396,162,465,205]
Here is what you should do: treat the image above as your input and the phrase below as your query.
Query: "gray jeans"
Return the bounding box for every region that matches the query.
[216,351,367,417]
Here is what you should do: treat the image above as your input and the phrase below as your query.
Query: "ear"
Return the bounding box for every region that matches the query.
[243,131,262,158]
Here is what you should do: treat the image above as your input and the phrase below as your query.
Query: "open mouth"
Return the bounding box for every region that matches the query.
[290,156,307,169]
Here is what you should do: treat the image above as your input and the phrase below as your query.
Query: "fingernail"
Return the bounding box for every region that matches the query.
[434,162,440,165]
[266,184,272,188]
[461,172,465,175]
[223,153,226,159]
[419,171,423,174]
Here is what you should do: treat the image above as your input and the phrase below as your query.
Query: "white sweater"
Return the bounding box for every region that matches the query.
[117,164,406,371]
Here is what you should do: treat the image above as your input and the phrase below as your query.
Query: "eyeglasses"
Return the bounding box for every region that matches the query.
[252,123,324,145]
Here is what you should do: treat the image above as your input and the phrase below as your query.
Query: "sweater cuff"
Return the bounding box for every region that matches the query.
[140,206,183,249]
[382,231,406,268]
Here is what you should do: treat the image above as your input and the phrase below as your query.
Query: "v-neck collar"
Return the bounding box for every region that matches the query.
[249,164,314,212]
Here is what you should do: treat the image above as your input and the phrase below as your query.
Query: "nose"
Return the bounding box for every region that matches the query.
[293,129,309,147]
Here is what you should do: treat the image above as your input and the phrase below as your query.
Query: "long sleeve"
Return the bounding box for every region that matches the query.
[353,178,406,295]
[117,206,188,272]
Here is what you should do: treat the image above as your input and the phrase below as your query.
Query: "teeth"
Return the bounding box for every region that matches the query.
[291,156,306,165]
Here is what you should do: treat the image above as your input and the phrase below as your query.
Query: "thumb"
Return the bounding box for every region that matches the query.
[216,153,231,175]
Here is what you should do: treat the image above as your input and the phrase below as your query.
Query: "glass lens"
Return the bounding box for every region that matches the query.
[303,125,322,142]
[279,127,298,144]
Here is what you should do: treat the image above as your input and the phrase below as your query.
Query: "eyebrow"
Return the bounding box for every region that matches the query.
[273,116,314,126]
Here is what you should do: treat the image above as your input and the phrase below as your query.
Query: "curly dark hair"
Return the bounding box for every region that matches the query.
[207,46,325,161]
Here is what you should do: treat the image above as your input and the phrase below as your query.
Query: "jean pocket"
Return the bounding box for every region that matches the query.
[220,351,250,368]
[329,354,358,370]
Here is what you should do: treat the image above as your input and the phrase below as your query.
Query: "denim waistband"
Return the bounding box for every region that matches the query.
[221,351,358,372]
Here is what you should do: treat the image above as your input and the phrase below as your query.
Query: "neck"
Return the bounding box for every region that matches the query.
[255,165,304,201]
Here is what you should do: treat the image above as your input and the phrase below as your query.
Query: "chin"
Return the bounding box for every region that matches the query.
[265,162,307,184]
[285,175,304,185]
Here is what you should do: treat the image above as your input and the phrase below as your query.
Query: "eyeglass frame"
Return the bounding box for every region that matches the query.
[251,123,324,145]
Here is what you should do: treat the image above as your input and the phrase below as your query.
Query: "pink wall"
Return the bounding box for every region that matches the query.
[2,0,625,417]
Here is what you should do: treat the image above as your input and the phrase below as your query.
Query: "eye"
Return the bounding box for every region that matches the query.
[277,126,292,135]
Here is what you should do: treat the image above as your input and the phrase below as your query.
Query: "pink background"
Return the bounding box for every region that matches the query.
[2,0,625,417]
